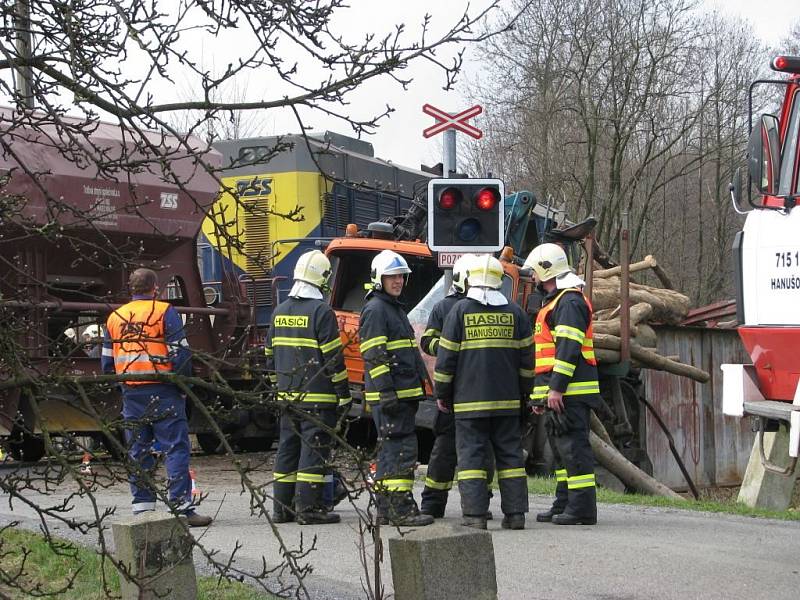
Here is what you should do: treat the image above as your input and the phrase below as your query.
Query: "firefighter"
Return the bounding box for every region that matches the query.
[434,255,534,530]
[266,250,352,525]
[419,254,495,519]
[359,249,433,526]
[103,268,212,527]
[524,242,599,525]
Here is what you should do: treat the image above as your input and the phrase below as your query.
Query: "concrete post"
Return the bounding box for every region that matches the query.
[738,428,799,510]
[388,523,497,600]
[112,512,197,600]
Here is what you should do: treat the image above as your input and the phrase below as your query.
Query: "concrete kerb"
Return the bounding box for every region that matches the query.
[112,511,197,600]
[388,522,497,600]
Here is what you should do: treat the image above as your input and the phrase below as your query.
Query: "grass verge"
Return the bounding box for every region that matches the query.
[0,526,277,599]
[527,476,800,521]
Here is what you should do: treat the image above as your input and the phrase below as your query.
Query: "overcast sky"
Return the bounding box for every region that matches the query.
[304,0,800,173]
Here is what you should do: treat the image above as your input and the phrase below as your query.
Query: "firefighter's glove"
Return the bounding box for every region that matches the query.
[379,390,402,418]
[545,410,570,436]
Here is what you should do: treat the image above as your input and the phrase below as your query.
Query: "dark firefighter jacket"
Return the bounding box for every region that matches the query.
[359,290,427,403]
[265,297,351,409]
[532,288,600,408]
[434,298,534,418]
[420,292,465,356]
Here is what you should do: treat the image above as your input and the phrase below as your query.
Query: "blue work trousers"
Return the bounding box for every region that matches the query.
[121,385,192,514]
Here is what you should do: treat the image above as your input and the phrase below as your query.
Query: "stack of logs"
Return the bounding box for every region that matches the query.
[587,255,710,384]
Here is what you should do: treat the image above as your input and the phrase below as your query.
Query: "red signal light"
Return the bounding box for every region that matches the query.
[475,187,499,211]
[438,187,461,210]
[771,55,800,73]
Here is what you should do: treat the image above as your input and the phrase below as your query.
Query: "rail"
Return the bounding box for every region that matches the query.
[0,299,231,316]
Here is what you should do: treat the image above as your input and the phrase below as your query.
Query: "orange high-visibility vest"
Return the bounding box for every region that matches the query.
[534,288,597,375]
[106,299,172,385]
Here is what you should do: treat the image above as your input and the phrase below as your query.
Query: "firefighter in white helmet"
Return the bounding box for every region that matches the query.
[524,242,599,525]
[434,254,533,530]
[359,249,433,526]
[420,254,488,517]
[266,249,352,525]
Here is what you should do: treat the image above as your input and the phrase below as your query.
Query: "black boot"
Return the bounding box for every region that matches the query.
[462,514,487,530]
[296,509,341,525]
[536,507,564,523]
[501,513,525,530]
[551,512,597,525]
[272,508,295,524]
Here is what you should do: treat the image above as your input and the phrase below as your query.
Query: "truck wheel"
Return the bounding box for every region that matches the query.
[236,437,274,453]
[196,432,226,455]
[8,429,45,462]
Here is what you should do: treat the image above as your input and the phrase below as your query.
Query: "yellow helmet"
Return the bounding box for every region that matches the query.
[468,254,504,289]
[293,250,332,289]
[370,250,411,289]
[451,254,476,293]
[524,243,570,281]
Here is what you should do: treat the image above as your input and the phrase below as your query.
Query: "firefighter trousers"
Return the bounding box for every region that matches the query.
[122,385,192,515]
[546,401,597,519]
[421,411,495,517]
[455,415,528,517]
[371,400,419,517]
[273,407,337,514]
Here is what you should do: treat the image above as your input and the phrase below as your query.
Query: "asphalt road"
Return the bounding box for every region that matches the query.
[1,454,798,600]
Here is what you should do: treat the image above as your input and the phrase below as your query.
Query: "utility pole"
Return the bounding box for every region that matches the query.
[15,0,34,110]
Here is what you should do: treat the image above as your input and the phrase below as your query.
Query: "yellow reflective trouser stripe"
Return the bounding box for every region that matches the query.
[567,473,596,489]
[273,337,319,349]
[278,392,338,403]
[434,371,453,383]
[453,400,519,413]
[518,368,535,378]
[460,339,519,350]
[265,347,273,356]
[369,364,390,378]
[497,468,526,479]
[320,338,342,353]
[332,369,348,383]
[424,477,454,490]
[553,359,576,377]
[423,328,440,338]
[458,469,487,481]
[386,339,416,350]
[360,336,388,352]
[297,472,326,484]
[530,381,600,400]
[555,469,568,482]
[273,472,297,483]
[365,387,423,403]
[379,478,414,492]
[438,337,460,352]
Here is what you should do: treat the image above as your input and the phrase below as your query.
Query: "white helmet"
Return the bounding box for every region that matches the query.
[468,254,504,289]
[524,243,571,281]
[451,254,475,293]
[293,250,332,289]
[82,324,102,339]
[370,250,411,289]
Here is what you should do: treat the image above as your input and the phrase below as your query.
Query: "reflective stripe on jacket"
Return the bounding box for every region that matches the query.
[433,298,534,418]
[532,288,600,406]
[266,297,351,409]
[359,290,426,402]
[106,300,172,385]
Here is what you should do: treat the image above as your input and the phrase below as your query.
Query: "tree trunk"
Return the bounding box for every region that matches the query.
[590,432,685,500]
